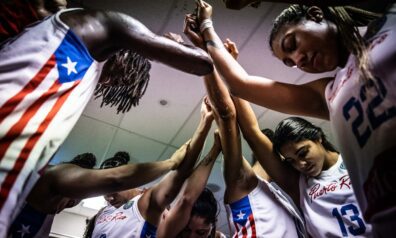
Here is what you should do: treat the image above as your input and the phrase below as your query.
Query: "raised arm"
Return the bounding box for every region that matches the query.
[184,2,330,119]
[36,150,187,199]
[138,100,214,225]
[202,66,257,203]
[233,97,300,203]
[157,132,221,238]
[59,9,213,76]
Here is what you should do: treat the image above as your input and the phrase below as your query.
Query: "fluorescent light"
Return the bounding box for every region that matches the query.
[81,196,106,210]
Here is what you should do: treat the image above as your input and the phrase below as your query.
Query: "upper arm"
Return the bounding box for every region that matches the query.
[234,75,331,120]
[243,130,300,202]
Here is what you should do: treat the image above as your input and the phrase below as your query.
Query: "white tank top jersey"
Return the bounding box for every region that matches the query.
[299,156,372,237]
[92,194,157,238]
[225,177,298,238]
[325,7,396,223]
[0,8,104,235]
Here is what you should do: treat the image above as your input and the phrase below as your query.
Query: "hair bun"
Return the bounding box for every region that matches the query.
[114,151,130,163]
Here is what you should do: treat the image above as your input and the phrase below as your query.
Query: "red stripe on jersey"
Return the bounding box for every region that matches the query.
[0,81,79,209]
[233,222,239,238]
[248,214,257,238]
[0,78,61,161]
[241,224,248,238]
[0,54,56,124]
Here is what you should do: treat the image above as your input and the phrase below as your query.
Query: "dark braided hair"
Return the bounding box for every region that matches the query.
[67,153,96,169]
[273,117,338,160]
[94,50,151,114]
[100,151,130,169]
[269,5,380,82]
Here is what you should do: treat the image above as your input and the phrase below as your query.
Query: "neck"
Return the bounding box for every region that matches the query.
[322,151,339,170]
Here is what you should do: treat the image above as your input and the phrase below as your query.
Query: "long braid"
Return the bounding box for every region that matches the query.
[94,50,151,113]
[326,6,380,82]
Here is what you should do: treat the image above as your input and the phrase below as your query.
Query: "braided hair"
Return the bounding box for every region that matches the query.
[67,153,96,169]
[269,4,380,82]
[100,151,130,169]
[94,50,151,114]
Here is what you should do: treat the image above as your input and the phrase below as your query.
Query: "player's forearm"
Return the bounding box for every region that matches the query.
[204,69,235,120]
[178,115,213,175]
[233,98,262,140]
[109,12,213,76]
[202,28,249,96]
[182,145,220,200]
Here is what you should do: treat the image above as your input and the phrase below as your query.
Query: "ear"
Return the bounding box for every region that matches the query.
[306,6,324,23]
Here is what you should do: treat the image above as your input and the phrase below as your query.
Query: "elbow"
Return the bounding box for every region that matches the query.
[218,105,237,122]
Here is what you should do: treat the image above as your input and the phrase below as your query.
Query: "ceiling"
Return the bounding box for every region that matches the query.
[53,0,337,234]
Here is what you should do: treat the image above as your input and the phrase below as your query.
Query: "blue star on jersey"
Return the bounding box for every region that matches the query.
[140,221,157,238]
[54,30,93,83]
[9,204,47,238]
[230,195,253,226]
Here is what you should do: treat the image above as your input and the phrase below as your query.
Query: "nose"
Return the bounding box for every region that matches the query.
[291,51,308,69]
[298,160,308,170]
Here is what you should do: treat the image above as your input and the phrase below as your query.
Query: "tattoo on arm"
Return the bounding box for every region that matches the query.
[205,40,221,49]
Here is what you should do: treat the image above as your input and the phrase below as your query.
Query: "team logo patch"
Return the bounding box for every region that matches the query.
[340,162,346,170]
[123,200,134,210]
[99,234,106,238]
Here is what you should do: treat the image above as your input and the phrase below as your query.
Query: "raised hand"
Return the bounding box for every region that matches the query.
[196,0,213,23]
[184,14,205,49]
[224,38,239,60]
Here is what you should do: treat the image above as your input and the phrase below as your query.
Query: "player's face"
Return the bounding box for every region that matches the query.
[179,215,213,238]
[280,139,326,177]
[271,19,341,74]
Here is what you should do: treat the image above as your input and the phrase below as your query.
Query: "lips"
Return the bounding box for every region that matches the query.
[305,164,315,175]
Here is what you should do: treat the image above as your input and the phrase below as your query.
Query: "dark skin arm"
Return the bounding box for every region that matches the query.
[28,150,187,201]
[138,100,214,226]
[156,132,221,238]
[59,9,213,76]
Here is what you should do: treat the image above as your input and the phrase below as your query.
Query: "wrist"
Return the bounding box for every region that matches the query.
[200,18,213,34]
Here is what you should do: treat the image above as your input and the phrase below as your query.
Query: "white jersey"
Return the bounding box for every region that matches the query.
[225,177,298,238]
[299,156,372,237]
[92,195,157,238]
[0,9,103,234]
[325,7,396,223]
